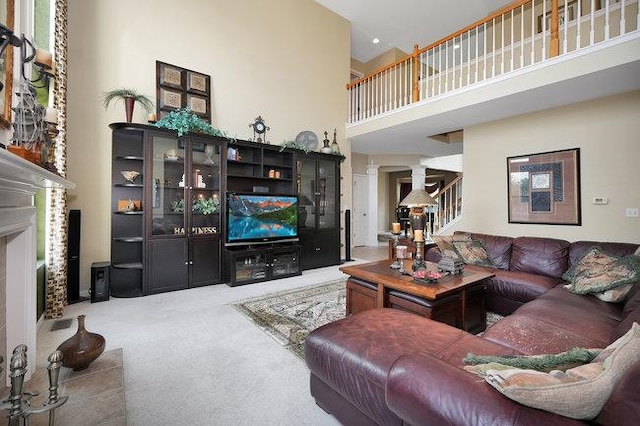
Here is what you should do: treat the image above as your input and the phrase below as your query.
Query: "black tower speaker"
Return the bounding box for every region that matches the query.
[344,209,354,262]
[67,209,82,304]
[91,262,110,303]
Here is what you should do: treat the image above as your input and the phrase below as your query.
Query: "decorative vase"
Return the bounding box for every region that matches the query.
[57,315,105,371]
[320,131,333,154]
[124,97,135,123]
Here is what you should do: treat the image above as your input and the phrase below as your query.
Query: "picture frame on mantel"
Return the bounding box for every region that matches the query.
[155,60,211,122]
[0,0,15,129]
[507,148,581,225]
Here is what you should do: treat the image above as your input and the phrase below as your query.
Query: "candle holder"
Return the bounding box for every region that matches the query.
[390,231,402,269]
[396,245,410,275]
[413,239,425,271]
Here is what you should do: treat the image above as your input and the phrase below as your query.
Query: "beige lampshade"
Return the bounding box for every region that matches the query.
[399,189,437,207]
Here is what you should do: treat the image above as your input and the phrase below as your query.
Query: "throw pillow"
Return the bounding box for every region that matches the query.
[463,348,601,373]
[562,246,617,282]
[568,255,640,295]
[433,234,471,261]
[562,246,640,298]
[452,239,495,267]
[594,284,635,303]
[480,322,640,420]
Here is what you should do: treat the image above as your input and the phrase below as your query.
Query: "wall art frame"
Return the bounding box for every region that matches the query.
[537,0,580,33]
[156,60,211,121]
[507,148,581,225]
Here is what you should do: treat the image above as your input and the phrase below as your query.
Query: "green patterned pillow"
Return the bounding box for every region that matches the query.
[562,246,618,282]
[568,255,640,295]
[432,234,471,261]
[452,239,495,267]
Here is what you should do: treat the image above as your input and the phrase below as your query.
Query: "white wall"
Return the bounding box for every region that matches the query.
[457,90,640,243]
[67,0,350,291]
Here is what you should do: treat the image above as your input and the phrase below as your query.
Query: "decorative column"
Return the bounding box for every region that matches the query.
[366,164,379,247]
[410,164,426,190]
[46,0,69,319]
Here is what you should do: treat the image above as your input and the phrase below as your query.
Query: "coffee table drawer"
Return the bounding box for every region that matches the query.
[388,290,461,328]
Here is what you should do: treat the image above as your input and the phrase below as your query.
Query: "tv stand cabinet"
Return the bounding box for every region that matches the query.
[225,243,301,286]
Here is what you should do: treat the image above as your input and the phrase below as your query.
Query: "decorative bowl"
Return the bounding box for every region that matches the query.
[121,170,140,183]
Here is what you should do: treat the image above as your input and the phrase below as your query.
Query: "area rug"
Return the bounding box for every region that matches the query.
[232,279,347,360]
[233,280,503,360]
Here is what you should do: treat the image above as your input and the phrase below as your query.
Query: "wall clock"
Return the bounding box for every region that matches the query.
[250,116,270,143]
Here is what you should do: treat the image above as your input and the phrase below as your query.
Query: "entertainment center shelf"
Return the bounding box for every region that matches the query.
[110,122,342,296]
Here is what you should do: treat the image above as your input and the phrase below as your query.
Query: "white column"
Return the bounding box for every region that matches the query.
[410,165,426,189]
[366,165,379,246]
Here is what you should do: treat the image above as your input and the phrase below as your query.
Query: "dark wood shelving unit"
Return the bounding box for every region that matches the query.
[111,122,343,296]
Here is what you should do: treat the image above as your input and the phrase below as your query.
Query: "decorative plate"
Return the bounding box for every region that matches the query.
[295,131,318,151]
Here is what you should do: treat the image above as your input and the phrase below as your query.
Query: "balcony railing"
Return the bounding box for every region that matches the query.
[347,0,639,124]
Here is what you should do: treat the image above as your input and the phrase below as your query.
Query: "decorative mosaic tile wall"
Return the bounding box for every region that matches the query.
[45,0,69,319]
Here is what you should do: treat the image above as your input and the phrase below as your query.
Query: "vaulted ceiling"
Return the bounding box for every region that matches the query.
[315,0,515,62]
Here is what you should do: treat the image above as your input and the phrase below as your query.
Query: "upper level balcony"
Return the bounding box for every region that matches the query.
[347,0,640,155]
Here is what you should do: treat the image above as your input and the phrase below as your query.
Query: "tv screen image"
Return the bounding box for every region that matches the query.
[226,193,298,243]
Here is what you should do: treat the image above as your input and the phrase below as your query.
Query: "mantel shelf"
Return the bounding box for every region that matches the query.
[0,148,75,190]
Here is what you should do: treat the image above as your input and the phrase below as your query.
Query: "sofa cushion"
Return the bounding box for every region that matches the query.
[562,246,619,282]
[463,347,600,373]
[486,269,563,304]
[459,232,514,270]
[510,236,570,278]
[452,239,495,267]
[482,323,640,420]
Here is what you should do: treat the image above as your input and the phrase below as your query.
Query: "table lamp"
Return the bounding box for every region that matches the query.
[399,189,437,239]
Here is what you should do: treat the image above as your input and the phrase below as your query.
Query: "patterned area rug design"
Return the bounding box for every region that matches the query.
[232,279,348,360]
[233,280,504,360]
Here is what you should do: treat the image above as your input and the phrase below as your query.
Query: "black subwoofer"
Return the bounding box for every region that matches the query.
[90,262,110,303]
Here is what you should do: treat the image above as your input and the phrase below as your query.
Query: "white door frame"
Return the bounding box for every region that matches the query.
[352,174,368,247]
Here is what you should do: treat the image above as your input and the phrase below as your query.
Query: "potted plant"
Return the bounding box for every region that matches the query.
[154,107,231,138]
[101,88,154,123]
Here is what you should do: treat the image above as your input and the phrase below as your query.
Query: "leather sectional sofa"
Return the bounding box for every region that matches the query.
[304,232,640,425]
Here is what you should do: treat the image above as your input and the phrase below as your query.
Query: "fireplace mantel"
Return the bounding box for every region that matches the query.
[0,148,74,385]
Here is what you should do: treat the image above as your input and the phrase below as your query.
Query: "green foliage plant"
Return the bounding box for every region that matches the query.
[279,139,312,154]
[101,88,154,113]
[193,196,220,215]
[155,107,231,138]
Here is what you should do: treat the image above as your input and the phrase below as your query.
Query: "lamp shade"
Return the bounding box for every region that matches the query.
[399,189,436,207]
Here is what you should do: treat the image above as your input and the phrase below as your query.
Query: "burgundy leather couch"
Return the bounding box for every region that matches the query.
[304,233,640,425]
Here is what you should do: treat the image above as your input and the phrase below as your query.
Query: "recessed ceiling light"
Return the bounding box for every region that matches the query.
[372,38,380,44]
[453,44,460,49]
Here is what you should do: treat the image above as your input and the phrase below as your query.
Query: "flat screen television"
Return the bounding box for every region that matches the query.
[226,193,298,245]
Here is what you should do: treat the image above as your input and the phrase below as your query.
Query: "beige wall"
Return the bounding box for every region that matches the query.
[350,47,409,76]
[67,0,350,291]
[457,90,640,244]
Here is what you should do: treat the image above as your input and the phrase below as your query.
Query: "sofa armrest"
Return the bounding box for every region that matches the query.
[385,352,584,426]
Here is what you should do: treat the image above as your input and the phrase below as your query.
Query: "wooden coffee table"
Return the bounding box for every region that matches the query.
[340,260,494,333]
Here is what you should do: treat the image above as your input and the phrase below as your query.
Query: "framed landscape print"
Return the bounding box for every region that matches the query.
[507,148,581,225]
[156,61,211,122]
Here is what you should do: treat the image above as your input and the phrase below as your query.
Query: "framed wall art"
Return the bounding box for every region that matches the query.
[507,148,581,225]
[156,60,211,121]
[537,0,580,33]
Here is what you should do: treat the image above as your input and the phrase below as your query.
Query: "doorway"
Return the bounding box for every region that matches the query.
[352,174,368,246]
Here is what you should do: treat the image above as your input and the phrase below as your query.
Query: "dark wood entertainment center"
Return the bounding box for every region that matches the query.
[110,123,343,296]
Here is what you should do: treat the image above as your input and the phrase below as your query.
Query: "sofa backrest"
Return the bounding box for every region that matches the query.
[510,236,571,278]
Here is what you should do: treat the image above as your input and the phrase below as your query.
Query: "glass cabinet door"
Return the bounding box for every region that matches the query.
[297,157,317,229]
[188,140,222,236]
[151,134,186,236]
[317,159,337,229]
